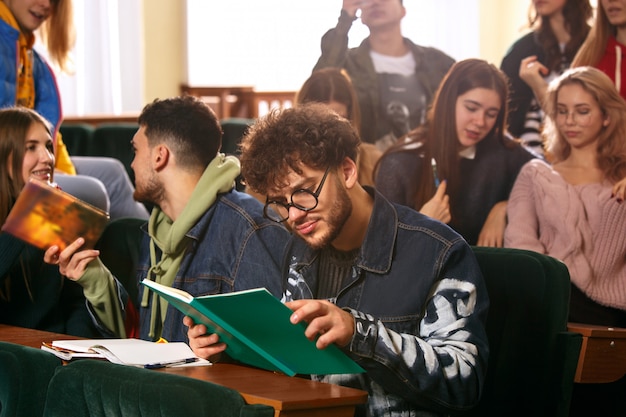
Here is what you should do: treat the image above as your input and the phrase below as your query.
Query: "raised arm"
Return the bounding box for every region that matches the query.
[312,2,359,71]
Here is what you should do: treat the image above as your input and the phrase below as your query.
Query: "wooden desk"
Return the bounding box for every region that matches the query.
[0,324,367,417]
[568,322,626,384]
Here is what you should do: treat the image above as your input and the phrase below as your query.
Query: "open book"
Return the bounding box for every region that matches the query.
[42,339,209,368]
[1,178,109,251]
[142,279,365,376]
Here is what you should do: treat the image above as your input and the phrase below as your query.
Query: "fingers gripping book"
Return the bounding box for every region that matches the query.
[142,279,365,377]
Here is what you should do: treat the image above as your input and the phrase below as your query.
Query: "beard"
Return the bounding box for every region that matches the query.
[133,172,164,206]
[304,176,352,251]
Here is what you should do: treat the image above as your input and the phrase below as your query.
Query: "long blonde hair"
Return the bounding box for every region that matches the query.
[543,66,626,183]
[37,0,75,72]
[571,2,613,68]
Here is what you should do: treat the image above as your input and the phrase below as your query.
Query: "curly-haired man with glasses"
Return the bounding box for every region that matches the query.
[187,103,489,417]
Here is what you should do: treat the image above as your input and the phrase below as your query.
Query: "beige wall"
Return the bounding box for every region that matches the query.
[142,0,185,105]
[479,0,531,66]
[141,2,529,102]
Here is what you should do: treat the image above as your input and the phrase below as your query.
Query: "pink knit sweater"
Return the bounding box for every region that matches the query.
[505,159,626,310]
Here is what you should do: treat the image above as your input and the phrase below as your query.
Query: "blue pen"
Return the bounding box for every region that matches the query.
[144,357,198,369]
[431,158,440,188]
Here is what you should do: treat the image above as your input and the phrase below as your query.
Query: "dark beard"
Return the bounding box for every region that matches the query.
[307,176,352,251]
[133,174,164,206]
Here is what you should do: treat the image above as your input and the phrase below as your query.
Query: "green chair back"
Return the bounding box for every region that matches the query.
[468,247,582,417]
[0,342,62,417]
[92,123,139,183]
[95,217,146,305]
[59,123,96,156]
[43,360,274,417]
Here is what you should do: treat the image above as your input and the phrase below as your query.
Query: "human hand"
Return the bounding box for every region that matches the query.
[43,237,99,281]
[184,316,227,361]
[342,0,363,17]
[612,178,626,203]
[476,201,507,247]
[285,299,354,349]
[519,56,549,101]
[420,180,451,223]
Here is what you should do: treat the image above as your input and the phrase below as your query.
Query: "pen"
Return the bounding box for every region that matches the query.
[431,158,440,188]
[144,357,198,369]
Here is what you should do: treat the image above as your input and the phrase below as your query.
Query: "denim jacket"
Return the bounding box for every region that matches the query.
[283,188,489,417]
[93,190,290,342]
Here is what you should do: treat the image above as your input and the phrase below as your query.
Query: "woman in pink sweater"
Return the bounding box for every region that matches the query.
[505,66,626,417]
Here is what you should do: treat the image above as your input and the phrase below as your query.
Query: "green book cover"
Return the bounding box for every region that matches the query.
[142,279,364,377]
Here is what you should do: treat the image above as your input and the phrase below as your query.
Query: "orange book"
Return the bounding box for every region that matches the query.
[1,178,109,251]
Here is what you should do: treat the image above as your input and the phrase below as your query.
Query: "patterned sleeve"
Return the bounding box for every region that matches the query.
[346,241,489,411]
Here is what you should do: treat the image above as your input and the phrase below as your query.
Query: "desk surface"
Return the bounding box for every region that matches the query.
[0,324,367,417]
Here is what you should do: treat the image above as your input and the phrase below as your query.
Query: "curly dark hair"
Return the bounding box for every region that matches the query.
[239,103,360,194]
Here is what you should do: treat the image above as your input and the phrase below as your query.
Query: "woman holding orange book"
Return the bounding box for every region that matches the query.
[0,107,98,337]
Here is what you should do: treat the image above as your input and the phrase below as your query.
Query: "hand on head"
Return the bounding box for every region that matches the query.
[342,0,363,17]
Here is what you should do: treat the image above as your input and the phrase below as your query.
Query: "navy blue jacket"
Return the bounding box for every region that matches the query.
[283,188,489,417]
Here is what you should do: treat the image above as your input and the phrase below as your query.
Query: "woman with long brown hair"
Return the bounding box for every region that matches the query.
[500,0,592,154]
[375,59,537,246]
[0,107,98,337]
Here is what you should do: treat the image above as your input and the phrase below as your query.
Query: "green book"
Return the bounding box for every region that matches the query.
[142,279,364,377]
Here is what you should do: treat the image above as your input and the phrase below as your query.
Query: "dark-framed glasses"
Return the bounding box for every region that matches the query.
[263,167,331,223]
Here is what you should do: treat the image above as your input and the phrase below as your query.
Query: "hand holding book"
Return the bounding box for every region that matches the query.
[143,279,364,376]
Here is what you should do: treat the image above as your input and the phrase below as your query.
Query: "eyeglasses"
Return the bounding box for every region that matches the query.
[263,167,331,223]
[555,108,594,126]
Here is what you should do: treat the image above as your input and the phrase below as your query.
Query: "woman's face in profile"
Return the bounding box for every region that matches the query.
[454,87,501,149]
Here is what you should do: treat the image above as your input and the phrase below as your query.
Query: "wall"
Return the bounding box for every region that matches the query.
[142,0,185,104]
[142,2,529,102]
[479,0,531,65]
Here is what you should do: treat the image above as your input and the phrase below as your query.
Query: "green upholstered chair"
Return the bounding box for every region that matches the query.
[42,360,274,417]
[95,217,146,304]
[59,123,96,156]
[220,118,255,191]
[0,342,63,417]
[92,123,139,183]
[220,118,255,156]
[467,247,582,417]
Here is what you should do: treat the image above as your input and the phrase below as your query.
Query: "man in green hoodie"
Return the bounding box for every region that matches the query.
[45,96,290,342]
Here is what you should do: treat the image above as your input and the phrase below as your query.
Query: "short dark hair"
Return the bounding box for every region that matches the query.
[239,103,360,194]
[138,95,222,171]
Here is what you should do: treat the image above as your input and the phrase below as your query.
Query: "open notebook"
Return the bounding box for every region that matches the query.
[42,339,210,369]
